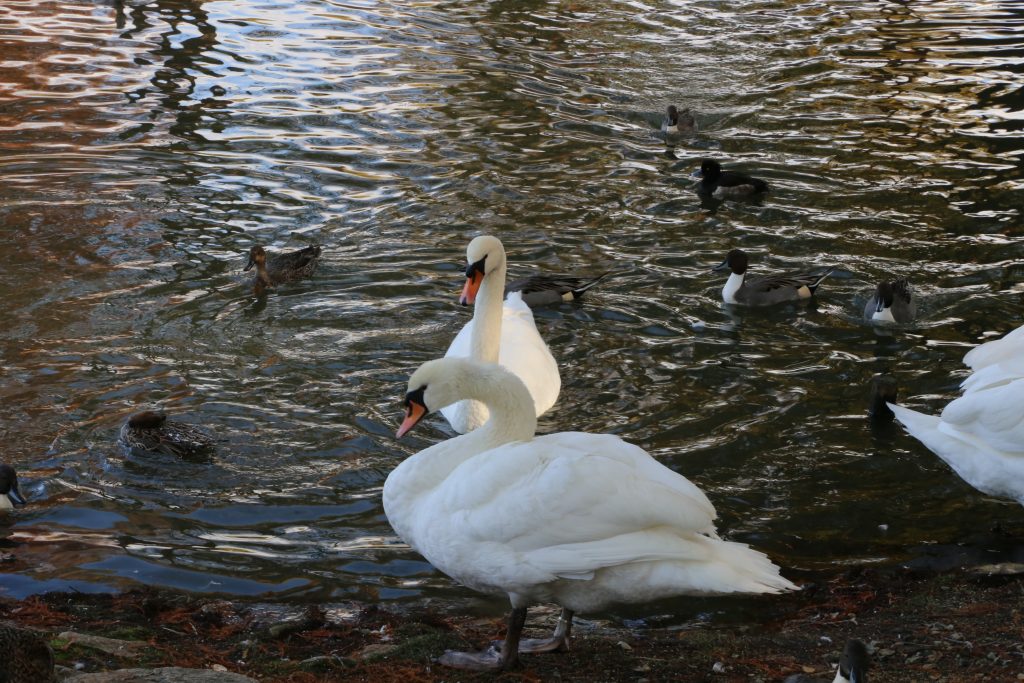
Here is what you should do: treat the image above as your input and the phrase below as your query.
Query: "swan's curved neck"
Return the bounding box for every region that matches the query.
[470,261,506,363]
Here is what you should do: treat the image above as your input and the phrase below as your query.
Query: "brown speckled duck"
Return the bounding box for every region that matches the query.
[0,623,55,683]
[118,411,215,458]
[244,244,322,294]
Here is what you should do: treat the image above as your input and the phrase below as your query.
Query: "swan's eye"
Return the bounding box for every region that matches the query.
[464,256,486,278]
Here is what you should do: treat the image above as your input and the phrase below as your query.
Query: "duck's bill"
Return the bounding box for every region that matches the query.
[7,487,26,507]
[459,270,484,306]
[396,401,427,438]
[711,258,729,272]
[243,257,256,272]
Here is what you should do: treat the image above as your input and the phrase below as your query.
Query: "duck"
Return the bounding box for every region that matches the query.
[712,249,835,306]
[864,279,915,324]
[696,159,768,198]
[384,357,798,671]
[118,411,215,458]
[0,464,26,511]
[243,244,321,293]
[441,235,560,434]
[784,638,870,683]
[889,323,1024,504]
[661,105,696,135]
[505,271,611,308]
[869,375,897,423]
[0,623,55,683]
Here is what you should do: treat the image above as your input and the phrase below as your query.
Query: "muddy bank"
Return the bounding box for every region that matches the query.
[1,565,1022,682]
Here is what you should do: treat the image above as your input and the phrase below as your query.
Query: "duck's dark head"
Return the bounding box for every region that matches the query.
[244,245,267,272]
[698,159,722,181]
[874,280,895,312]
[869,375,897,422]
[713,248,749,275]
[0,464,26,507]
[839,638,869,683]
[127,410,167,430]
[666,105,678,126]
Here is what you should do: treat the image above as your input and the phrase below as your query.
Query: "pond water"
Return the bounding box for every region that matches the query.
[1,0,1023,621]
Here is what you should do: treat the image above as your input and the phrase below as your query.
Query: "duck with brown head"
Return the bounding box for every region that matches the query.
[244,243,322,294]
[119,410,215,458]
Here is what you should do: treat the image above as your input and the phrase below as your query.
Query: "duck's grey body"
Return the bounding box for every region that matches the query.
[662,105,696,135]
[864,279,915,324]
[0,623,55,683]
[118,411,215,458]
[714,249,835,306]
[505,272,611,308]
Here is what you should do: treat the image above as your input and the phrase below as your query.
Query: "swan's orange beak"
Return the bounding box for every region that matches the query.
[458,257,487,306]
[396,388,427,438]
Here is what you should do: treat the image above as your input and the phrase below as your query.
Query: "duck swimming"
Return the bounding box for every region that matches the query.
[505,271,611,308]
[384,357,797,671]
[864,279,915,324]
[0,464,26,511]
[244,244,321,293]
[442,235,560,434]
[118,411,215,458]
[696,159,768,198]
[713,249,835,306]
[662,105,696,135]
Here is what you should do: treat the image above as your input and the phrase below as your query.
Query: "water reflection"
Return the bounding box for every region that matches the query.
[0,0,1022,615]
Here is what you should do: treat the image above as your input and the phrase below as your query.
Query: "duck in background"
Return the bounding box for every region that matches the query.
[118,411,215,458]
[713,249,836,306]
[385,357,797,671]
[864,279,915,324]
[506,271,612,308]
[696,159,768,198]
[442,235,560,434]
[785,639,870,683]
[244,244,322,294]
[662,105,696,135]
[0,464,26,511]
[889,323,1024,506]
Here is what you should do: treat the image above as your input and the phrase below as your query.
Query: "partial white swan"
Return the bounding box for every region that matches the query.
[384,357,798,671]
[441,235,560,433]
[960,325,1024,394]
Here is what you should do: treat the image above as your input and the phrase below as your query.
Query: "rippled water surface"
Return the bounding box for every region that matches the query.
[2,0,1023,617]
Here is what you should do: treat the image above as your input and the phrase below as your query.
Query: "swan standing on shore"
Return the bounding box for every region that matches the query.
[442,236,560,433]
[384,357,798,671]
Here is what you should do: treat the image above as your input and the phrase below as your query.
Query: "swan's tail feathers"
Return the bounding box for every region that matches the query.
[888,402,942,447]
[700,537,800,594]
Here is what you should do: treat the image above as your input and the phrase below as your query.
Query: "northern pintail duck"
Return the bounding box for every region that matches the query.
[0,464,26,511]
[119,411,215,458]
[0,623,55,683]
[784,639,869,683]
[713,249,835,306]
[697,159,768,198]
[505,272,611,308]
[661,105,696,135]
[864,279,915,324]
[385,357,796,671]
[244,244,322,293]
[889,323,1024,505]
[869,375,897,423]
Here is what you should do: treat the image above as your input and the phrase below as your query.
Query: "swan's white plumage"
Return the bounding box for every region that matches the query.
[441,237,560,434]
[891,323,1024,505]
[385,357,796,616]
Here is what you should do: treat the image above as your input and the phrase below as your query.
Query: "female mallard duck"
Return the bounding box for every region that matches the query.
[244,244,322,293]
[0,464,26,511]
[385,357,797,671]
[119,411,215,458]
[713,249,835,306]
[864,279,915,324]
[696,159,768,198]
[0,624,55,683]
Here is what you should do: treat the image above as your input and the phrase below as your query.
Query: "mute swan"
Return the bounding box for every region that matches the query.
[713,249,835,306]
[441,236,560,434]
[864,279,915,324]
[384,357,798,671]
[959,325,1024,394]
[0,464,26,511]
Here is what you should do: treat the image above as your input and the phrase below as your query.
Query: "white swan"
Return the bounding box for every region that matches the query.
[890,324,1024,504]
[383,357,798,671]
[441,235,560,433]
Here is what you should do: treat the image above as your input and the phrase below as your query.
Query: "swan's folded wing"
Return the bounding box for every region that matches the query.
[941,379,1024,454]
[963,326,1024,370]
[497,294,560,414]
[440,433,718,555]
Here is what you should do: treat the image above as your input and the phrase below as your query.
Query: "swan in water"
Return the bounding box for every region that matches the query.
[890,324,1024,505]
[441,235,560,433]
[384,357,798,670]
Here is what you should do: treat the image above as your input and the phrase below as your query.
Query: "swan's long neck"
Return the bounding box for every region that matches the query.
[469,261,506,363]
[722,271,744,304]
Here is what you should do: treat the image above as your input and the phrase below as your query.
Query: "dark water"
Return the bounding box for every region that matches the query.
[2,0,1023,619]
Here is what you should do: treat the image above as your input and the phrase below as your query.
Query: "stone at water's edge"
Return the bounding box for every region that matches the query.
[58,631,149,658]
[62,667,256,683]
